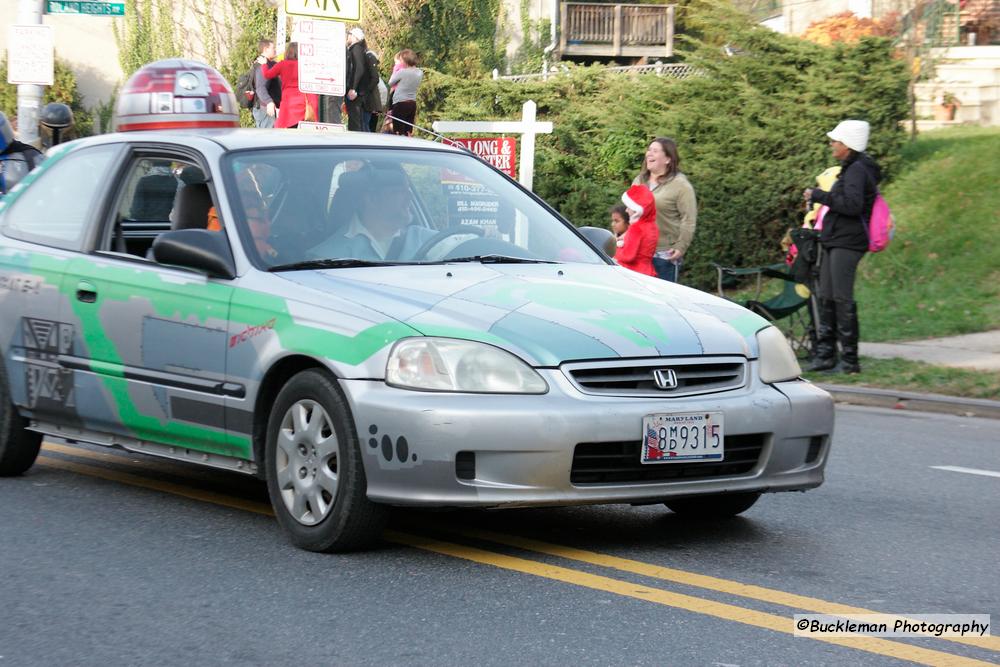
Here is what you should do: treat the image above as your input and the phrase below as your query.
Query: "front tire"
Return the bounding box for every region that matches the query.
[664,492,761,518]
[264,369,388,552]
[0,363,42,477]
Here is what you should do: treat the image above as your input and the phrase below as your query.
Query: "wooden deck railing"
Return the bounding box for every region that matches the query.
[560,2,675,58]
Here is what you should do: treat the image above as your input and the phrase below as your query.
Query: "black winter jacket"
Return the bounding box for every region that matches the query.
[811,152,881,252]
[346,40,369,94]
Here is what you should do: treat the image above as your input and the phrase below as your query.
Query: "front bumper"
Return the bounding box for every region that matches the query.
[341,366,834,508]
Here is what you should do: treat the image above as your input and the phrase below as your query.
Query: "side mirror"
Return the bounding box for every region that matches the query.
[578,226,617,258]
[152,229,236,279]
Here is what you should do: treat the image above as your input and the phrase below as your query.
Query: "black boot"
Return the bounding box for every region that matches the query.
[829,299,861,374]
[807,299,837,371]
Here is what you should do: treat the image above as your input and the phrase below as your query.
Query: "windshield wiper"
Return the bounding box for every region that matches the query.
[444,254,557,265]
[267,258,391,272]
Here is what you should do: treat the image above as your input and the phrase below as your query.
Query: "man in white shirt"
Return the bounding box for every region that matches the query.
[312,168,435,260]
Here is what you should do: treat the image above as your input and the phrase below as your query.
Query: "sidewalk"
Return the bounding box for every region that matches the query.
[859,330,1000,372]
[818,329,1000,419]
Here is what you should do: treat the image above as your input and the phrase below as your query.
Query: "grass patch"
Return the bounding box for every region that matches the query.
[856,126,1000,342]
[803,356,1000,400]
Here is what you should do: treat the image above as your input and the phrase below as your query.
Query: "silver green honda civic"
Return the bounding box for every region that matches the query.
[0,128,832,552]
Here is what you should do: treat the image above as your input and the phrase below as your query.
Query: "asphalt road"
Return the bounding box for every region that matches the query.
[1,406,998,666]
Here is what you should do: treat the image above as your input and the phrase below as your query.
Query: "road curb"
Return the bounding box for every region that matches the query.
[817,383,1000,420]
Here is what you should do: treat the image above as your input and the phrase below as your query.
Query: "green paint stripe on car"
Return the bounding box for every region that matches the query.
[10,251,417,458]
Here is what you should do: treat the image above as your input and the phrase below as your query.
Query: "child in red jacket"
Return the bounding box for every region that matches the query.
[617,185,659,276]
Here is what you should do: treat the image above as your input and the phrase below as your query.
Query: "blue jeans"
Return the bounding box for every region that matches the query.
[252,107,275,128]
[653,251,681,282]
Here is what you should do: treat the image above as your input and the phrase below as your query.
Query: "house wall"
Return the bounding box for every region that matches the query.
[783,0,873,34]
[499,0,557,73]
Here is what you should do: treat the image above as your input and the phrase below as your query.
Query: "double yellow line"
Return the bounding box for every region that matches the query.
[37,443,999,667]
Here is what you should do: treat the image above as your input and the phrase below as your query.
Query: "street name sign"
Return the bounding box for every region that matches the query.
[6,25,54,86]
[46,1,125,15]
[285,0,361,22]
[296,18,346,97]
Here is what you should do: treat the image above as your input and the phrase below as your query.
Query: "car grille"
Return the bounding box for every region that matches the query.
[570,433,766,485]
[562,357,747,397]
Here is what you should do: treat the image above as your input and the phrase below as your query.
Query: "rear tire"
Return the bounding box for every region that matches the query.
[264,369,388,552]
[664,492,761,518]
[0,363,42,477]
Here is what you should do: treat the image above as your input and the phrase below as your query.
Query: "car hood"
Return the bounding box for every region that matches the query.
[277,264,770,367]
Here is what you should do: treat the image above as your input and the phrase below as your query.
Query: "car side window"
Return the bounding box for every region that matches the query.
[0,144,119,251]
[106,157,204,257]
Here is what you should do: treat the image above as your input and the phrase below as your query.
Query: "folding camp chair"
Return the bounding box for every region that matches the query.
[712,262,819,359]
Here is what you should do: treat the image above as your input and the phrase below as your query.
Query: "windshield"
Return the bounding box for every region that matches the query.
[221,147,606,269]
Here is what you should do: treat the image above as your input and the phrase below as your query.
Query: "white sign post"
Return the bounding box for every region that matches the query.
[7,24,53,86]
[432,101,553,191]
[295,18,346,97]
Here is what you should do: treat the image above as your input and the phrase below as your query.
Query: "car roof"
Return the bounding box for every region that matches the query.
[66,129,466,154]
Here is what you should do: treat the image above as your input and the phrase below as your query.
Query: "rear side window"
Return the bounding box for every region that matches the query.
[1,144,119,251]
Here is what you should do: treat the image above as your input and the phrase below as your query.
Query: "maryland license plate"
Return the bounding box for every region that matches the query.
[641,412,724,464]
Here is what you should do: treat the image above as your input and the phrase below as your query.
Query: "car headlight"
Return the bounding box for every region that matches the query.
[756,326,802,383]
[386,338,548,393]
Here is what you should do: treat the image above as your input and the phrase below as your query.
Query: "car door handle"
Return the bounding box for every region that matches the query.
[76,281,97,303]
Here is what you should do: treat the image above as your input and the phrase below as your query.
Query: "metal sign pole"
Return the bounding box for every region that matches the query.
[14,0,45,146]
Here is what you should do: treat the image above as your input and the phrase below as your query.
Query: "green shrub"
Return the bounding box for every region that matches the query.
[418,1,909,288]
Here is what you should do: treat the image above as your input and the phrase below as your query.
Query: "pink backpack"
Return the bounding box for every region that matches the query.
[812,192,894,253]
[866,193,894,252]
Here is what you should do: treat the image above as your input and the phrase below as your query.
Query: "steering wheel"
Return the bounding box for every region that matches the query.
[411,225,485,261]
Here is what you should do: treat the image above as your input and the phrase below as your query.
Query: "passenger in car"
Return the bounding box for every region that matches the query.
[176,169,277,261]
[233,168,278,259]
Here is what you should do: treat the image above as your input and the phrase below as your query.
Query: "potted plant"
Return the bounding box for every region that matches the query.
[934,91,959,121]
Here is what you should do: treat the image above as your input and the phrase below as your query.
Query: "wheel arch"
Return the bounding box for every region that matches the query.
[251,354,340,478]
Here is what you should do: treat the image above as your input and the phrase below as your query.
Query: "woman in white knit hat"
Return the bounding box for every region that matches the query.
[801,120,881,374]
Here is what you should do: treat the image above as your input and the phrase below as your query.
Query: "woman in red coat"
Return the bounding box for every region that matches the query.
[616,184,659,277]
[259,42,319,129]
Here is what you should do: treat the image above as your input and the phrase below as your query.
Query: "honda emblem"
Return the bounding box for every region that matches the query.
[653,368,678,390]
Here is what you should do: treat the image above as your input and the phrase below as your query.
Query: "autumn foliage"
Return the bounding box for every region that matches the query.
[802,11,900,45]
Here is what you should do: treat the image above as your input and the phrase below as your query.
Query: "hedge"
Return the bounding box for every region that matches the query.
[417,1,909,288]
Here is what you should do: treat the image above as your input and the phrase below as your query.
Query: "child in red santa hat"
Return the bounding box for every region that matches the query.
[616,184,659,276]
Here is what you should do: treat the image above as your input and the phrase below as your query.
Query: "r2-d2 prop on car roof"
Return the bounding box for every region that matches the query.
[114,59,240,132]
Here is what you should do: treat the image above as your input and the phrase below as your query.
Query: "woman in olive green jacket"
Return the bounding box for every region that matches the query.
[632,137,697,282]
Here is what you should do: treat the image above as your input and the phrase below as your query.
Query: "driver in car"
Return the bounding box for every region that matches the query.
[310,168,437,261]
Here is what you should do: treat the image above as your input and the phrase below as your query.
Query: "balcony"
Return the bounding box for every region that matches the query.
[559,2,675,59]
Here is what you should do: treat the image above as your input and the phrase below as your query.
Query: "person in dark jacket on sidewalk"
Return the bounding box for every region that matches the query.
[252,39,282,128]
[803,119,881,374]
[344,27,370,132]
